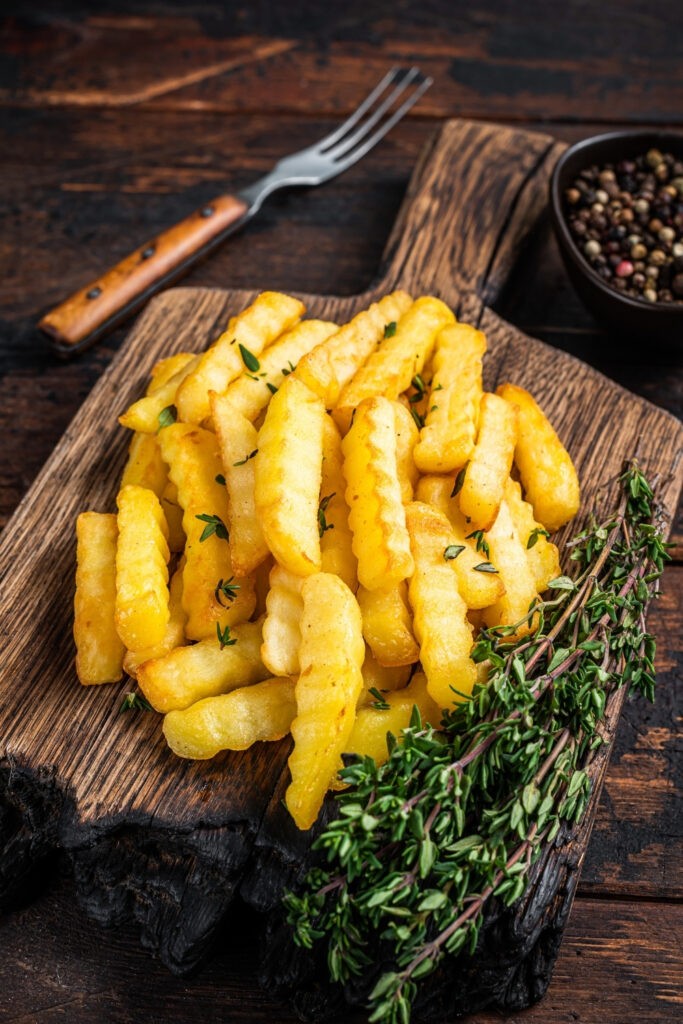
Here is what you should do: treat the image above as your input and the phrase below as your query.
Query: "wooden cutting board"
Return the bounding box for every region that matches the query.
[1,119,682,1016]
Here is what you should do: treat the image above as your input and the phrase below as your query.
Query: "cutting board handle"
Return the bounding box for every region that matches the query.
[376,119,565,313]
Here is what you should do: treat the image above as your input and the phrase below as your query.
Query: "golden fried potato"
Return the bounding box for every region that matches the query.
[334,296,455,433]
[123,562,188,678]
[504,477,561,592]
[74,512,124,685]
[414,323,486,473]
[219,319,337,422]
[319,415,358,590]
[115,485,170,651]
[157,422,255,639]
[159,479,186,553]
[286,573,365,830]
[211,394,269,576]
[356,581,419,667]
[176,292,305,425]
[342,396,414,591]
[261,563,306,677]
[391,400,419,503]
[147,352,197,394]
[458,392,517,531]
[163,676,296,759]
[252,554,274,619]
[415,475,504,609]
[482,498,538,637]
[405,501,477,708]
[119,354,201,433]
[497,383,580,532]
[358,646,412,705]
[345,672,441,766]
[137,617,267,713]
[296,291,412,408]
[254,375,325,577]
[120,432,168,497]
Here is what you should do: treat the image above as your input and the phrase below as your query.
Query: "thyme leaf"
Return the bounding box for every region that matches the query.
[195,513,229,542]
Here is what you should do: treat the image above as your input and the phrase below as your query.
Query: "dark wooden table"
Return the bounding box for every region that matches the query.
[1,3,681,1022]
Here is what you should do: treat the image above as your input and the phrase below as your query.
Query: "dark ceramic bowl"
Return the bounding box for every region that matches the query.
[549,130,683,350]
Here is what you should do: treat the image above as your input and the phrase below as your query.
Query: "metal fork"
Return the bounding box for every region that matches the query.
[39,67,432,354]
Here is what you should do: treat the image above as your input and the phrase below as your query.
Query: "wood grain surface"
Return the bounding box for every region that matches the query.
[1,3,682,1021]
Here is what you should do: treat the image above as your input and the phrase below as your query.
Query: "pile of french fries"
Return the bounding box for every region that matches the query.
[74,290,580,830]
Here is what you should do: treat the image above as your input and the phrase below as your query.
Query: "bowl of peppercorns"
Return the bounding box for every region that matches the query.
[550,130,683,348]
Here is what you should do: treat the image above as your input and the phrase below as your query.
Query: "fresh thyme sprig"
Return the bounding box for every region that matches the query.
[284,462,668,1024]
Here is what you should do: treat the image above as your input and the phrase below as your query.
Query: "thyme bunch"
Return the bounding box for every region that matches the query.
[284,463,669,1024]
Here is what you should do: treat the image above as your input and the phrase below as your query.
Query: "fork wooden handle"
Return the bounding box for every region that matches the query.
[39,193,249,354]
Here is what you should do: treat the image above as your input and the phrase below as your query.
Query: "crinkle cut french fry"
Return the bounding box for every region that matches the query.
[356,581,419,667]
[286,573,365,830]
[159,479,186,553]
[163,676,296,759]
[157,422,255,639]
[147,352,197,394]
[414,323,486,473]
[482,498,538,638]
[254,375,325,577]
[504,477,561,591]
[123,562,188,679]
[176,292,305,426]
[74,512,124,685]
[137,617,267,713]
[497,382,580,532]
[118,354,201,433]
[319,415,358,590]
[120,432,168,497]
[415,475,504,609]
[342,396,414,591]
[295,291,412,408]
[345,672,441,766]
[458,392,517,532]
[261,563,305,677]
[333,296,455,434]
[405,501,477,709]
[115,485,170,651]
[220,319,337,422]
[391,400,419,503]
[358,646,412,705]
[253,553,274,619]
[212,393,269,576]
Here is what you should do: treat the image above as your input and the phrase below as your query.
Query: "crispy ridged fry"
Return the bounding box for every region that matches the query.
[286,573,365,830]
[220,319,337,422]
[345,672,441,766]
[119,355,201,433]
[74,512,124,685]
[254,375,325,576]
[482,499,538,637]
[176,292,305,425]
[497,383,580,532]
[253,554,274,618]
[159,479,185,552]
[163,676,296,758]
[147,353,196,394]
[415,475,504,609]
[137,617,267,713]
[333,296,455,433]
[405,501,476,708]
[414,323,486,473]
[505,477,561,591]
[295,291,412,408]
[261,563,305,677]
[358,646,412,705]
[342,396,414,591]
[458,392,518,531]
[115,485,170,651]
[157,423,255,639]
[212,394,269,576]
[356,581,419,667]
[319,415,358,589]
[391,400,419,503]
[120,432,168,496]
[123,562,188,678]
